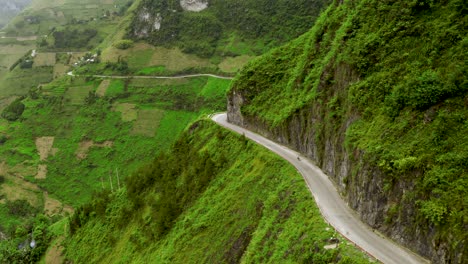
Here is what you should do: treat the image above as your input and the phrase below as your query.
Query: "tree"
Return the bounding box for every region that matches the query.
[1,99,25,121]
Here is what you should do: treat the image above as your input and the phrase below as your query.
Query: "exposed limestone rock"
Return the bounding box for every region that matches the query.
[154,13,162,30]
[180,0,208,12]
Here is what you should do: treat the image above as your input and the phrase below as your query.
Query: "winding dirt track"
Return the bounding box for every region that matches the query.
[67,71,233,80]
[212,113,430,264]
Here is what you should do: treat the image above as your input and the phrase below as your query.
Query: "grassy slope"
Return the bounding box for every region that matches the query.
[64,120,372,263]
[230,0,467,260]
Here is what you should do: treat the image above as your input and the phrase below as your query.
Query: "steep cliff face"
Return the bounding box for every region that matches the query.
[228,0,467,263]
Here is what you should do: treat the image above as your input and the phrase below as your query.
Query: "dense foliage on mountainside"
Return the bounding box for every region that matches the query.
[129,0,331,57]
[63,120,371,263]
[1,97,25,121]
[229,0,467,262]
[0,214,51,263]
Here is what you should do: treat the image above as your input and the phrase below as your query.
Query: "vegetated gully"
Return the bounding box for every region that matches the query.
[212,113,430,264]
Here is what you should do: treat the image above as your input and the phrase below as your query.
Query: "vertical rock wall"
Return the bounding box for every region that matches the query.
[227,62,451,263]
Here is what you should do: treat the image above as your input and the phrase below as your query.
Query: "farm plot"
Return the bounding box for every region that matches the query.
[53,63,70,78]
[34,52,56,67]
[0,43,34,73]
[64,85,94,105]
[0,66,54,97]
[113,103,137,122]
[96,79,111,96]
[131,108,165,137]
[0,162,42,208]
[218,55,254,73]
[102,43,215,72]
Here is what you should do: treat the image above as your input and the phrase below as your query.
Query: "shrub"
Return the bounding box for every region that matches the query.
[6,199,37,217]
[53,28,98,49]
[1,99,25,121]
[19,59,33,69]
[0,135,7,144]
[113,39,134,50]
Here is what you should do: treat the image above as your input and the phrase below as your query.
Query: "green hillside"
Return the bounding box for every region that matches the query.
[3,0,465,262]
[129,0,331,58]
[228,0,467,262]
[1,0,367,262]
[62,121,372,263]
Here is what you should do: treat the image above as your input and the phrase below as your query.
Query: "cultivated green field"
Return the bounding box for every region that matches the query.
[0,74,231,212]
[4,0,131,37]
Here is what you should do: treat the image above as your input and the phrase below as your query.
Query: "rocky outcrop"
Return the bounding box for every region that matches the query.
[227,62,457,263]
[180,0,208,12]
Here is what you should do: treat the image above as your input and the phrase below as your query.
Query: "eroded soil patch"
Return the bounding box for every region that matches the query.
[36,136,56,161]
[45,237,65,264]
[76,140,114,160]
[0,162,41,207]
[44,192,74,216]
[36,164,47,179]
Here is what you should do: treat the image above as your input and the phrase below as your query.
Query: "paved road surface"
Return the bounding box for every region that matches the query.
[212,113,430,264]
[67,71,233,80]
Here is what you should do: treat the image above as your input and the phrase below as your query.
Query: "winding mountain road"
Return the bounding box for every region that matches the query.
[212,113,430,264]
[67,71,233,80]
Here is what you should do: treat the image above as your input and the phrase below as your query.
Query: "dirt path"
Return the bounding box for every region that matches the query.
[67,71,234,80]
[0,35,38,41]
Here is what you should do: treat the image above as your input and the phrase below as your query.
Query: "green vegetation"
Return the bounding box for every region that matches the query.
[113,39,134,50]
[136,65,166,75]
[230,0,467,261]
[0,214,52,263]
[1,98,25,121]
[129,0,331,57]
[64,120,372,263]
[105,79,125,97]
[52,28,98,49]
